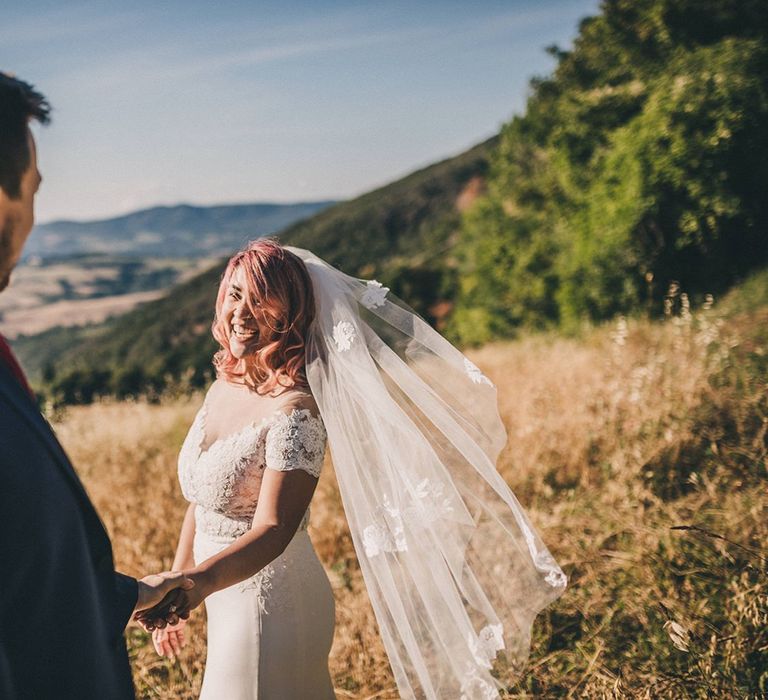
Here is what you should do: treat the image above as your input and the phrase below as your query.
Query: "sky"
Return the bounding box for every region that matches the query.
[3,0,599,223]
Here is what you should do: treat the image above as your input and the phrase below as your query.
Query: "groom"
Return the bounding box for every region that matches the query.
[0,74,193,699]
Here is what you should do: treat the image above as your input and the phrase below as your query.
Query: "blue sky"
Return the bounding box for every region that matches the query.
[3,0,598,223]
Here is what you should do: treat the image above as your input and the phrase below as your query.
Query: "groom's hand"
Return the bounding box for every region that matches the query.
[134,589,190,630]
[135,571,195,618]
[134,571,208,631]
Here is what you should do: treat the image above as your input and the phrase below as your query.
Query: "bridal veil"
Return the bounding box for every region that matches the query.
[286,245,566,699]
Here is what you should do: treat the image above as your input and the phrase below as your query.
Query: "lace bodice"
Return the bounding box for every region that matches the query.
[178,399,327,540]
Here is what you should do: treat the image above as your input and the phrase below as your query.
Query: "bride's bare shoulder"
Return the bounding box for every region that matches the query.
[205,376,227,400]
[281,385,320,418]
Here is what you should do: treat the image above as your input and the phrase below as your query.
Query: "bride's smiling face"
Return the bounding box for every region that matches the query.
[222,265,263,359]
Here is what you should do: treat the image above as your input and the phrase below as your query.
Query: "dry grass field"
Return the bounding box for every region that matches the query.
[50,284,767,699]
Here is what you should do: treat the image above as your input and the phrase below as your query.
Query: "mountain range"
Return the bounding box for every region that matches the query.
[26,201,335,260]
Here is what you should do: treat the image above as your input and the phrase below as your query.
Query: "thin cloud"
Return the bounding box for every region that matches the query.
[54,24,438,90]
[0,4,140,46]
[167,26,438,76]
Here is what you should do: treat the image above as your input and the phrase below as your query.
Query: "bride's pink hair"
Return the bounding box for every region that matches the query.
[212,238,316,394]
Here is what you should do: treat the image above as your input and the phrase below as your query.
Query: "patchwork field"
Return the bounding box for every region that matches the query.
[0,256,218,338]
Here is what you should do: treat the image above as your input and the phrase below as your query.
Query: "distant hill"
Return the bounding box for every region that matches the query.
[26,201,335,260]
[13,137,496,400]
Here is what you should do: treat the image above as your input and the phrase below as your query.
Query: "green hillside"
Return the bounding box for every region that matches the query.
[447,0,768,344]
[14,138,495,401]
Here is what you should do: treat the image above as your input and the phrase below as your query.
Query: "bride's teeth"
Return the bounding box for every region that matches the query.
[232,325,254,339]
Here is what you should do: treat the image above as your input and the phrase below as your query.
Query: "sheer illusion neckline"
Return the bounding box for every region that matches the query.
[195,401,318,457]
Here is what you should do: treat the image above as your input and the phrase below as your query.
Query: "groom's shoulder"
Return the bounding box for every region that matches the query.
[0,392,47,454]
[0,373,35,433]
[0,371,68,472]
[0,390,55,491]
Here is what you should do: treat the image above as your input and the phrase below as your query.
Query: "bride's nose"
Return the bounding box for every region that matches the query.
[232,301,251,321]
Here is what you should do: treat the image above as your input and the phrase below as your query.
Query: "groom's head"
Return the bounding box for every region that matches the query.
[0,73,50,292]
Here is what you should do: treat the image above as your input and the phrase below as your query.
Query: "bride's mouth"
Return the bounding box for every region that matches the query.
[231,323,258,341]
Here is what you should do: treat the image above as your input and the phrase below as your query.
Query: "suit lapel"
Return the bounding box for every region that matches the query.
[0,362,110,542]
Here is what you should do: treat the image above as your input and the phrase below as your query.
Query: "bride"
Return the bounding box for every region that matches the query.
[137,239,566,699]
[146,240,335,699]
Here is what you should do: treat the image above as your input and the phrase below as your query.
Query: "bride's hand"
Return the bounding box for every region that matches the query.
[152,618,187,659]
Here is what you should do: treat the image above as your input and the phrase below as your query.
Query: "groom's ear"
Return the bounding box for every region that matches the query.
[0,188,9,229]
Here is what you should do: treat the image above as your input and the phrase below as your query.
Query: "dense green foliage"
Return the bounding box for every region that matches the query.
[448,0,768,343]
[16,140,493,401]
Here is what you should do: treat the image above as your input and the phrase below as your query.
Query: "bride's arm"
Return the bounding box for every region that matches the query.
[182,468,317,605]
[136,471,319,630]
[136,402,325,628]
[148,504,196,658]
[172,502,197,572]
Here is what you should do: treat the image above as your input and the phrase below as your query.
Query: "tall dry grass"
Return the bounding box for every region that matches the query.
[51,284,767,699]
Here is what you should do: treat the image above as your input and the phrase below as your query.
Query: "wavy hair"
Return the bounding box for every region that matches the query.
[212,238,316,395]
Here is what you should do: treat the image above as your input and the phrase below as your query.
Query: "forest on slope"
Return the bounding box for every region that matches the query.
[447,0,768,344]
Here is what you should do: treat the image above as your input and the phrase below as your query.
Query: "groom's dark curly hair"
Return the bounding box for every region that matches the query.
[0,73,51,199]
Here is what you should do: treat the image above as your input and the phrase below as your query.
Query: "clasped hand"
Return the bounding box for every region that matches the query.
[134,571,204,634]
[131,571,205,660]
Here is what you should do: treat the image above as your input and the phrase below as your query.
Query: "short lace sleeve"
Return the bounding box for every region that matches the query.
[264,408,327,478]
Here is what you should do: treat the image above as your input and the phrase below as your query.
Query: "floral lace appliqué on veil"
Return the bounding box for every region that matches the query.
[361,477,459,558]
[333,321,356,352]
[360,279,389,309]
[463,357,494,387]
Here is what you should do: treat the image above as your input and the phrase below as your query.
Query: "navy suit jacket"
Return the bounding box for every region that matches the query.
[0,362,138,699]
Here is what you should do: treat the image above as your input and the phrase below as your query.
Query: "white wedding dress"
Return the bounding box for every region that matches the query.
[177,391,337,700]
